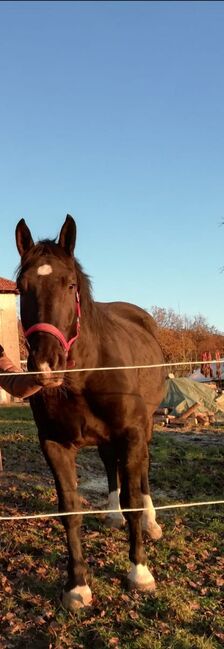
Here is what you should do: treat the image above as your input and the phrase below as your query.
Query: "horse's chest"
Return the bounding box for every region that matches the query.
[35,391,109,447]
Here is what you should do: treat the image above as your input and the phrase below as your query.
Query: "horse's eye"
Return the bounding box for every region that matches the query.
[69,283,76,290]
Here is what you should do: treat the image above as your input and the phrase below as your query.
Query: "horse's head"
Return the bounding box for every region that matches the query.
[16,215,79,388]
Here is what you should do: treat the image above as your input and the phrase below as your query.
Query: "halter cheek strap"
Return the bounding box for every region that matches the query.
[24,291,81,357]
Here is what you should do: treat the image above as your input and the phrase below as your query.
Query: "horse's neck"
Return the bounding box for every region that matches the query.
[69,310,101,368]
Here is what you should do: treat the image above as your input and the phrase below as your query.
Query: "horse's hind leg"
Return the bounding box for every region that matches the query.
[119,429,156,591]
[40,438,92,612]
[98,442,125,528]
[141,444,163,540]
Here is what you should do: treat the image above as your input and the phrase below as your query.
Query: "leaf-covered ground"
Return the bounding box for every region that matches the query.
[0,406,223,649]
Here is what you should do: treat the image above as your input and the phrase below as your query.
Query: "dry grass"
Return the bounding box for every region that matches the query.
[0,406,223,649]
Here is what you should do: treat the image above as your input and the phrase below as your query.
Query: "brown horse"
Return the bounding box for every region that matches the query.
[15,215,165,612]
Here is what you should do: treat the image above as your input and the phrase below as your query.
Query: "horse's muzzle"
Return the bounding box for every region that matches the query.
[37,366,64,388]
[27,351,66,388]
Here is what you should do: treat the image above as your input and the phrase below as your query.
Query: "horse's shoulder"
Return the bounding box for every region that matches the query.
[96,301,158,338]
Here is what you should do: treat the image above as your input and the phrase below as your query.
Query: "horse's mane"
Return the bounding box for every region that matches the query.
[16,239,101,327]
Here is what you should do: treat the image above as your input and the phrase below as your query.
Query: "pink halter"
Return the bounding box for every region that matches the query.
[24,291,81,357]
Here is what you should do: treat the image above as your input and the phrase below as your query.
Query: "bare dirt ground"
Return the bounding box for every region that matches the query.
[77,425,224,507]
[1,416,224,511]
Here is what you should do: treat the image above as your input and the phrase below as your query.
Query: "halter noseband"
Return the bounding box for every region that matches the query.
[24,291,81,357]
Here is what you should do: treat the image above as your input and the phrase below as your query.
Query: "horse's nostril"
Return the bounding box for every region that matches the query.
[49,351,65,371]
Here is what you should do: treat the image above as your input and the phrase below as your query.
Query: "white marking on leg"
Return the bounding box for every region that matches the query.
[37,264,53,276]
[142,494,162,540]
[142,494,155,524]
[105,489,125,528]
[128,562,155,590]
[62,584,92,610]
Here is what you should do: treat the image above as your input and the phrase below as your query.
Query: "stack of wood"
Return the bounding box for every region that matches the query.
[154,403,215,428]
[153,407,169,424]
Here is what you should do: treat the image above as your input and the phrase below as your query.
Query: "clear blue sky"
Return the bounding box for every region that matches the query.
[0,1,224,332]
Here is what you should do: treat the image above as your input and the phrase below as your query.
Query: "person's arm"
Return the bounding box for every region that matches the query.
[0,346,41,398]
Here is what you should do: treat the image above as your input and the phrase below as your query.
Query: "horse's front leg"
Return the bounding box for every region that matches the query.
[40,438,92,612]
[119,429,156,592]
[141,443,163,540]
[98,442,125,528]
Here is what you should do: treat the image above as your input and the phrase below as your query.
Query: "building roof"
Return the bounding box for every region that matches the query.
[0,277,18,293]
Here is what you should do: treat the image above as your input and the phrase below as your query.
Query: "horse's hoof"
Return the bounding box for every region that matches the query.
[104,513,126,529]
[62,584,92,611]
[142,520,163,540]
[127,563,156,592]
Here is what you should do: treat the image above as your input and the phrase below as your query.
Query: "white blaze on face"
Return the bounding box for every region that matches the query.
[37,264,53,276]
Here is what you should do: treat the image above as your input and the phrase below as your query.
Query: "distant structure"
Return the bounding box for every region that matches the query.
[0,277,20,403]
[201,351,222,381]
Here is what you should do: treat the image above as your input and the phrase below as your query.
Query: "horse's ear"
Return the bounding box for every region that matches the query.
[16,219,34,257]
[58,215,76,255]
